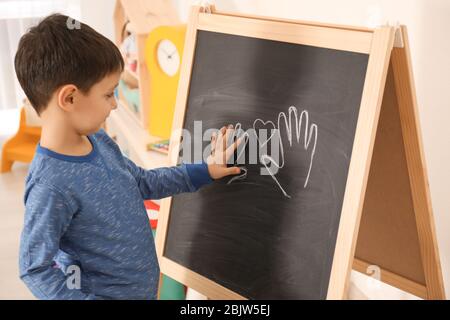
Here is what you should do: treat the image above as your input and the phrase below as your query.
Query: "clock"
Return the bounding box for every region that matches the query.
[157,39,181,77]
[145,25,186,139]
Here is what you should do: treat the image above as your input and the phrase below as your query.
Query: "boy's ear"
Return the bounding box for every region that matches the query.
[57,84,78,112]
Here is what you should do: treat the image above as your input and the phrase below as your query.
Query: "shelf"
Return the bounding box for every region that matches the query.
[108,104,169,170]
[124,66,139,82]
[118,98,142,128]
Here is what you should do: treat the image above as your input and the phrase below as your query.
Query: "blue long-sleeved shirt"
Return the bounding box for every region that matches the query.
[19,129,212,300]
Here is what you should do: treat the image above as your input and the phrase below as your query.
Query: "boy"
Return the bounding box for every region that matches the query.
[15,14,241,300]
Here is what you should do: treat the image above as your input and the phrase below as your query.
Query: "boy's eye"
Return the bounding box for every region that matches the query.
[105,93,114,98]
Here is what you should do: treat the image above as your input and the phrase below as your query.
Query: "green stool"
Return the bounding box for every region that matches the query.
[159,275,186,300]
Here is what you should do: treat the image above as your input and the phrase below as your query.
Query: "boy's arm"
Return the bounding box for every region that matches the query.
[19,183,94,300]
[124,159,213,200]
[124,125,244,200]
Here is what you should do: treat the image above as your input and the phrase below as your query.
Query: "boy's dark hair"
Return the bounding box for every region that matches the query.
[14,14,124,115]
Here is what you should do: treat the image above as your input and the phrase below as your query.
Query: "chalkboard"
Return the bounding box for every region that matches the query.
[164,30,369,299]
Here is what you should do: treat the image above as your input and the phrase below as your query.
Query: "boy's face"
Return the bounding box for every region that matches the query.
[70,71,121,135]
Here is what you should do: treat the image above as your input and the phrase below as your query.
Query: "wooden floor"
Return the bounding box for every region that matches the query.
[0,162,35,299]
[0,109,33,299]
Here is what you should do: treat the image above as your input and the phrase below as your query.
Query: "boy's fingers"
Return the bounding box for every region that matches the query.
[235,136,244,147]
[225,125,234,146]
[226,166,241,175]
[219,126,227,136]
[210,131,217,152]
[220,127,231,158]
[215,125,236,165]
[216,131,224,154]
[218,166,241,177]
[214,132,225,165]
[225,136,243,160]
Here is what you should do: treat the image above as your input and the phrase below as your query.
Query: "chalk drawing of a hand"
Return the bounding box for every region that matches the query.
[252,118,290,198]
[253,106,318,198]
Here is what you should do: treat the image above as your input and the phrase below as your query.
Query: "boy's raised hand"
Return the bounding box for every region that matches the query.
[206,125,243,180]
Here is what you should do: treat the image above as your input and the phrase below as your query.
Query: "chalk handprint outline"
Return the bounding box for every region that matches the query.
[227,106,318,199]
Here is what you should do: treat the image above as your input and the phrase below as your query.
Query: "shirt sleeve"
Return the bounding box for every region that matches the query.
[123,157,213,200]
[19,182,95,300]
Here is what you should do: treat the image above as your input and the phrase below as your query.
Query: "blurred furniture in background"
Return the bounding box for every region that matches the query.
[1,103,41,173]
[113,0,180,128]
[145,24,186,140]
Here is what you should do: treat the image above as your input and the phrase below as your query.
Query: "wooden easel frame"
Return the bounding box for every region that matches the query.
[155,5,445,300]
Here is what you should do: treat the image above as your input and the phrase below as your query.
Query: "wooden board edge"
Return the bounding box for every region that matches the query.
[326,26,396,300]
[160,256,246,300]
[353,258,427,299]
[208,7,374,33]
[390,26,446,300]
[196,11,373,54]
[155,5,202,259]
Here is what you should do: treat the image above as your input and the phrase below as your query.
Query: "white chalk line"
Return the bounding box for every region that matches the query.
[226,106,318,198]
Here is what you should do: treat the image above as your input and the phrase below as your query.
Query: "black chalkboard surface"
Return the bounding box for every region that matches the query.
[164,30,369,299]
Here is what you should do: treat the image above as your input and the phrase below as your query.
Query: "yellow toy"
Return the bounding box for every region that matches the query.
[1,107,41,173]
[145,25,186,139]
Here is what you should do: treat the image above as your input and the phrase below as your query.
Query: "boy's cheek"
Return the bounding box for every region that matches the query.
[70,109,104,134]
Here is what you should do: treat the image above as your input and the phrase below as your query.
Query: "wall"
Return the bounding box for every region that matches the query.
[76,0,115,41]
[65,0,115,41]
